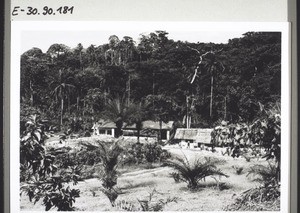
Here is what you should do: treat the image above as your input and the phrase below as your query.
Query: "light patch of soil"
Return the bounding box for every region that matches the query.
[20,148,270,211]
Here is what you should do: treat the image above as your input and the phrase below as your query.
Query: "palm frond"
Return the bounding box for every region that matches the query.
[247,162,278,185]
[166,155,228,189]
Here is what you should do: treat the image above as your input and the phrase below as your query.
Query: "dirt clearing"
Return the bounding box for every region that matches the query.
[20,148,268,211]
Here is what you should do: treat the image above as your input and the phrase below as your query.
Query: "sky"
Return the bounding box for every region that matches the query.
[21,30,246,54]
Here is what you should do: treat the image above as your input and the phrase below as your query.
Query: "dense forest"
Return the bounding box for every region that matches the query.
[20,31,281,133]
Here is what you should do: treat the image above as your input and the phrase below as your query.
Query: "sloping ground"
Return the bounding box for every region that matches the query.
[20,148,271,211]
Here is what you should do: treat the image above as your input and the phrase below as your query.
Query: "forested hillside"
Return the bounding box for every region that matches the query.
[20,31,281,132]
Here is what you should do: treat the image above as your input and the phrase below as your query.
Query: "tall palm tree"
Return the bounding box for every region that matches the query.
[188,46,225,119]
[203,52,225,118]
[105,35,121,65]
[86,45,98,67]
[74,43,83,69]
[51,69,75,127]
[119,36,135,65]
[103,96,136,138]
[128,103,148,143]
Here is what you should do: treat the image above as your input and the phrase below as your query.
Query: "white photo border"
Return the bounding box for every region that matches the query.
[11,21,290,213]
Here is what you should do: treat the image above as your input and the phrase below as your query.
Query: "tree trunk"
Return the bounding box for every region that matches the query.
[79,51,82,70]
[210,75,214,118]
[68,96,70,114]
[29,80,34,106]
[137,128,140,143]
[83,99,85,116]
[158,119,162,143]
[127,74,131,106]
[136,121,142,143]
[224,96,227,120]
[77,96,80,111]
[152,72,155,94]
[60,98,64,127]
[115,120,123,138]
[152,72,155,108]
[186,96,189,128]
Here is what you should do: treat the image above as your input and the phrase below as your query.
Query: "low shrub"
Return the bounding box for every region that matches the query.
[166,155,229,190]
[54,149,102,168]
[127,142,144,164]
[143,143,163,163]
[123,142,171,165]
[77,149,102,165]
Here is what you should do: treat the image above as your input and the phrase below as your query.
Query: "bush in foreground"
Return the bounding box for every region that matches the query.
[225,161,280,211]
[82,140,123,206]
[20,114,80,211]
[224,186,280,211]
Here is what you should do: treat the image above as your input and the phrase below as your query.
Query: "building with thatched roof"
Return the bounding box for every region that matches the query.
[92,119,174,140]
[174,128,213,146]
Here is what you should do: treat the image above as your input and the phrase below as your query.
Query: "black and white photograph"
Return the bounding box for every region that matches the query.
[10,22,290,212]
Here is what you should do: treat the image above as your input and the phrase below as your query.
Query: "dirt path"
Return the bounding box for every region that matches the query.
[121,167,171,177]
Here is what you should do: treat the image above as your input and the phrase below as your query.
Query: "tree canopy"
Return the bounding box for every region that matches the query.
[20,31,281,131]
